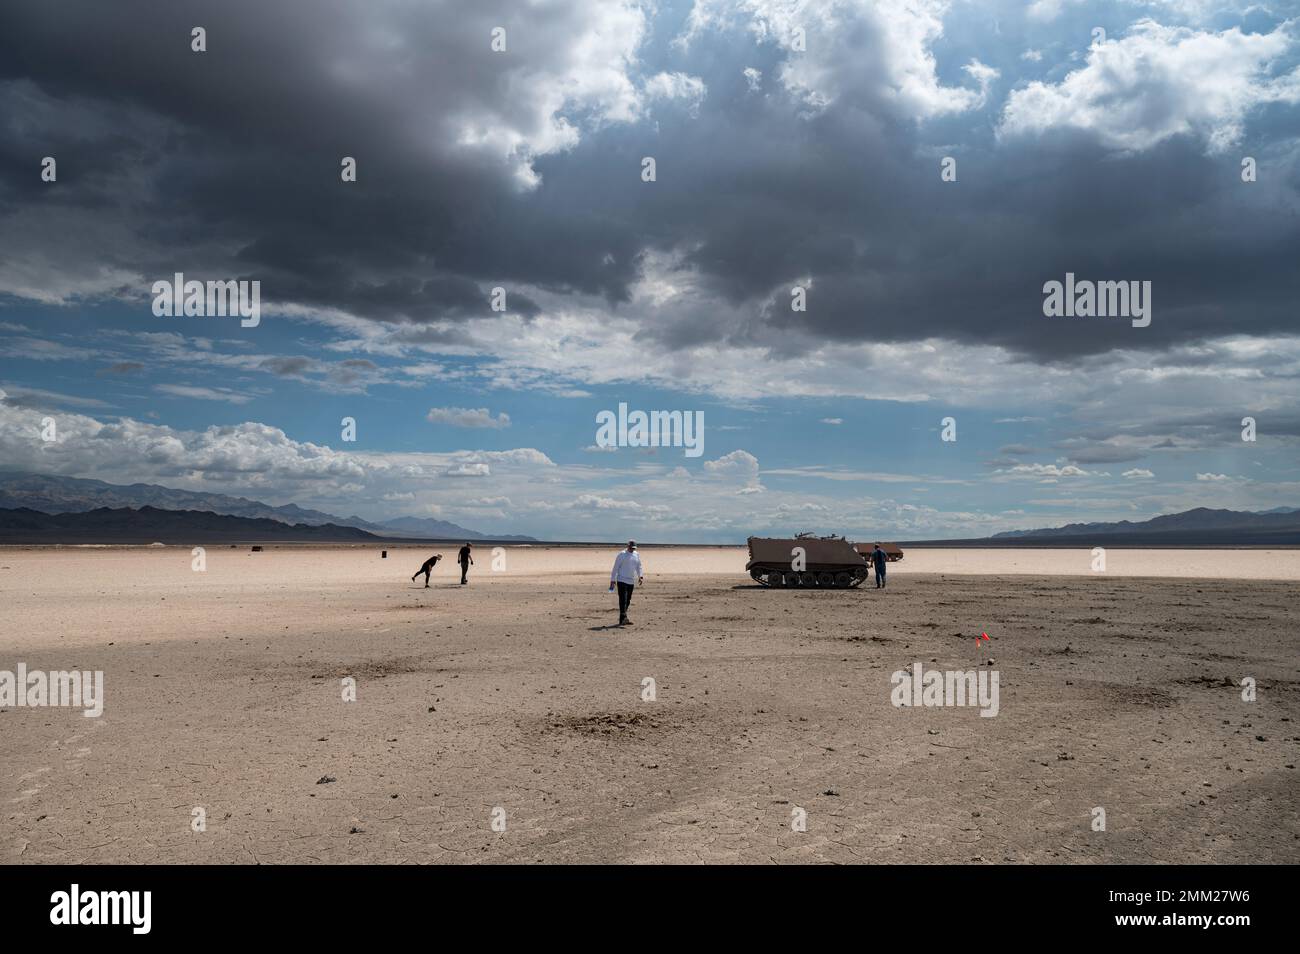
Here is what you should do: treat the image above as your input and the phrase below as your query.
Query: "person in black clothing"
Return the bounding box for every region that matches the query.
[458,543,474,584]
[411,553,442,587]
[871,543,888,588]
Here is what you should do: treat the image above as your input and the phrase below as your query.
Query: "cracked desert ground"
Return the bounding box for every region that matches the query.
[3,545,1297,864]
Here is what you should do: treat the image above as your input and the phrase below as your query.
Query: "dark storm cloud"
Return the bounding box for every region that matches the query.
[1,0,1297,362]
[0,0,614,315]
[260,356,314,377]
[1055,444,1148,465]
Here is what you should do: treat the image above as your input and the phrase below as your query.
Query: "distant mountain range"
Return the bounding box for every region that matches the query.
[0,472,347,525]
[0,473,537,542]
[1,472,1294,547]
[0,506,381,544]
[906,507,1300,547]
[991,507,1300,539]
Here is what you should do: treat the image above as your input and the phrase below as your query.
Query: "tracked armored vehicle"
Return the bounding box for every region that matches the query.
[746,533,866,588]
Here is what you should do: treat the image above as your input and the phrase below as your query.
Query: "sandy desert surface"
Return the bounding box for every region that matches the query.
[1,545,1297,864]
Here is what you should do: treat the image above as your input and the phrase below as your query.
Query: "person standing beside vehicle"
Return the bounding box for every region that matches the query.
[871,543,888,589]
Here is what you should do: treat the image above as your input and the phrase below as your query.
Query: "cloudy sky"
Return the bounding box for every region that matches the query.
[1,0,1298,542]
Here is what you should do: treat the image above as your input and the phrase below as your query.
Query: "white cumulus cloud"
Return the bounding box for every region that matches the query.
[1000,20,1300,153]
[426,406,511,429]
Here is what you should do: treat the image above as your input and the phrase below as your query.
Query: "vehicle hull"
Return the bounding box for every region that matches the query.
[745,535,871,588]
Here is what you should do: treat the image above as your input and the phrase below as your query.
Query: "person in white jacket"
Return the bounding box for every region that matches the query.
[609,541,644,626]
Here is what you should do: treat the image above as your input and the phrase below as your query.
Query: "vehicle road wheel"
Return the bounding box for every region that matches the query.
[817,572,834,587]
[835,572,852,588]
[768,571,785,587]
[783,571,801,587]
[800,571,816,586]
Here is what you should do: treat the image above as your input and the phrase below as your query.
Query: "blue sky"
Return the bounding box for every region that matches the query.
[1,0,1298,541]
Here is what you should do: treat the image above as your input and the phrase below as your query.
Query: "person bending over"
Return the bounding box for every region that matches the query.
[412,553,442,587]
